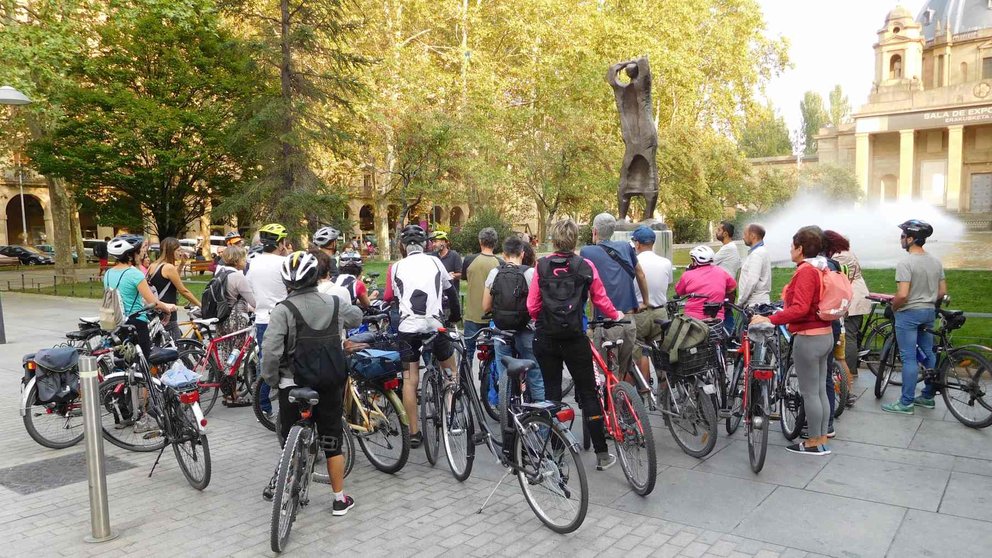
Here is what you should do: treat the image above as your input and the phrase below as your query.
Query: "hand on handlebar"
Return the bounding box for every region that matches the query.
[749,314,771,325]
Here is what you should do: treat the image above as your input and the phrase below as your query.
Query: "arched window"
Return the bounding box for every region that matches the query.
[890,54,903,80]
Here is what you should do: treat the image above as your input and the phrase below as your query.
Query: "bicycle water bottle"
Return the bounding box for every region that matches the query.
[226,348,241,367]
[916,346,926,363]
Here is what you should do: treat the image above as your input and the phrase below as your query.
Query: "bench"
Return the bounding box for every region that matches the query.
[0,255,21,270]
[181,260,215,277]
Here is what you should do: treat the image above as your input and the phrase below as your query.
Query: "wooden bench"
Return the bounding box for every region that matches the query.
[181,259,215,277]
[0,255,21,270]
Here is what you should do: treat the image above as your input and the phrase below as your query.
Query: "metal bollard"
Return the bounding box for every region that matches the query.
[81,356,118,543]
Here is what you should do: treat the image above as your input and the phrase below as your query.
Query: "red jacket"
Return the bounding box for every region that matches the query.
[770,262,831,333]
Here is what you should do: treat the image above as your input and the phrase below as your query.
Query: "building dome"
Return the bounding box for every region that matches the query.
[917,0,992,41]
[886,5,914,23]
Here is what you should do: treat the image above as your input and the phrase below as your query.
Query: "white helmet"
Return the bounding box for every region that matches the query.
[689,245,715,265]
[107,234,144,258]
[312,226,340,248]
[281,251,319,289]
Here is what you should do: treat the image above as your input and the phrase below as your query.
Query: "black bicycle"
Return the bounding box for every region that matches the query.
[269,387,323,552]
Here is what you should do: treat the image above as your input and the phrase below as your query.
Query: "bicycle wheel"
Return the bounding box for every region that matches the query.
[726,359,744,435]
[874,337,899,399]
[833,362,849,418]
[356,386,410,474]
[663,380,717,458]
[420,370,442,465]
[441,383,475,481]
[172,404,211,490]
[942,348,992,428]
[747,380,770,474]
[237,352,258,402]
[779,364,804,441]
[515,414,588,533]
[195,352,221,416]
[22,384,84,449]
[862,322,892,378]
[480,358,500,421]
[252,377,279,432]
[99,374,168,452]
[612,381,656,495]
[270,425,307,553]
[314,417,355,483]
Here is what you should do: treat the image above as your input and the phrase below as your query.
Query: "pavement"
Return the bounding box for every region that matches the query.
[0,291,990,557]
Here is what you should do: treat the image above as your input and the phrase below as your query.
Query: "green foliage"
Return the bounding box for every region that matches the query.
[798,163,861,202]
[670,216,710,244]
[828,85,851,129]
[449,207,514,256]
[750,167,799,213]
[800,91,827,155]
[739,102,793,158]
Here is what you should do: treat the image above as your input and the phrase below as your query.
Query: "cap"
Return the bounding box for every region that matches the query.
[631,226,656,245]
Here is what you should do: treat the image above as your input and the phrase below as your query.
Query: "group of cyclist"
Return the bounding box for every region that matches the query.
[98,209,949,515]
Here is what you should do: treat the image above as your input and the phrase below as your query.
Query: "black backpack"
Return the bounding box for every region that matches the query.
[537,255,591,338]
[282,297,347,389]
[200,269,234,323]
[490,263,530,331]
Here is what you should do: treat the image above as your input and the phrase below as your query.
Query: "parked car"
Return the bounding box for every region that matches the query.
[82,238,105,263]
[0,245,54,265]
[35,244,79,264]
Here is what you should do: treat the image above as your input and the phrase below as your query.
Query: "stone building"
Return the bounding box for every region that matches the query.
[816,1,992,221]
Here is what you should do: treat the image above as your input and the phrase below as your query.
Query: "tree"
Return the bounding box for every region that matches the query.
[739,102,793,158]
[29,0,266,239]
[828,84,851,129]
[800,91,827,156]
[799,163,861,202]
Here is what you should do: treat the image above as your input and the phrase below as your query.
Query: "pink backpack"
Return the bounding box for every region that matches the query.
[816,267,853,321]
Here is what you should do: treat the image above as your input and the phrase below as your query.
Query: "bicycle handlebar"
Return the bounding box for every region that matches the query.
[587,319,632,329]
[361,313,389,324]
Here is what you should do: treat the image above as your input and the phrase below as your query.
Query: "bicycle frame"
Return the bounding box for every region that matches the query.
[194,325,257,388]
[588,337,642,445]
[343,374,407,434]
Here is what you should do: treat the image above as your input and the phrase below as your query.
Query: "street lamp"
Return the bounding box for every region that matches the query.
[0,86,33,246]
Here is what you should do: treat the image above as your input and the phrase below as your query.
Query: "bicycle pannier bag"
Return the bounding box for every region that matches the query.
[350,349,402,380]
[816,268,853,322]
[200,269,234,323]
[659,315,710,363]
[28,348,81,404]
[282,298,347,390]
[490,263,531,331]
[537,255,591,338]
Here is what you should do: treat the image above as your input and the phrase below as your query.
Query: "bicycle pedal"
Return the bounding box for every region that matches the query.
[717,409,731,419]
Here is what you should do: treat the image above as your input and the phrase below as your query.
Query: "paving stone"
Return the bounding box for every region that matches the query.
[805,454,950,511]
[938,471,992,521]
[887,508,992,558]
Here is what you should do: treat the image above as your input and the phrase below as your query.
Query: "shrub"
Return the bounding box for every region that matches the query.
[670,216,709,244]
[449,207,514,255]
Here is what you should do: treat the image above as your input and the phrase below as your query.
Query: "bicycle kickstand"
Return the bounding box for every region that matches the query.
[477,469,512,515]
[148,445,167,478]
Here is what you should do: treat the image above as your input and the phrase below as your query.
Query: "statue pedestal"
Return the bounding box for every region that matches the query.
[611,220,673,261]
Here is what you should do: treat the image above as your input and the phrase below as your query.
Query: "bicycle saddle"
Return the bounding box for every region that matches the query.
[148,347,180,365]
[748,322,776,341]
[79,316,100,326]
[288,387,320,405]
[500,356,534,378]
[66,328,102,341]
[192,318,219,327]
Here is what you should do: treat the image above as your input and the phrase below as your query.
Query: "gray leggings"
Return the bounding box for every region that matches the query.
[793,333,833,439]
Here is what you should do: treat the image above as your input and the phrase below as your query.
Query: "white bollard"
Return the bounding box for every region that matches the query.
[81,356,118,543]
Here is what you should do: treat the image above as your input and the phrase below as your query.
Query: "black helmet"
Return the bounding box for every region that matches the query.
[400,224,427,246]
[898,219,933,246]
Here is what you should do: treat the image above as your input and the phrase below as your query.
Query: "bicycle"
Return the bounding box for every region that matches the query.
[186,315,259,415]
[585,319,657,495]
[736,319,777,473]
[98,307,210,489]
[433,325,589,533]
[874,306,992,428]
[859,293,895,379]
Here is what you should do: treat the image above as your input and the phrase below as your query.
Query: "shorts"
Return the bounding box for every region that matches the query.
[833,332,846,360]
[633,307,668,359]
[278,384,344,458]
[397,330,454,364]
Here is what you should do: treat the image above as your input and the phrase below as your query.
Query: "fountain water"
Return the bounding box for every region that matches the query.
[759,192,967,269]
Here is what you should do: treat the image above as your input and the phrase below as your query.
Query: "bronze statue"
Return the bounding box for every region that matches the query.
[607,57,659,221]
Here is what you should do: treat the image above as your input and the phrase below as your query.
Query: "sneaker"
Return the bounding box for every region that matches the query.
[786,442,830,456]
[261,411,275,424]
[846,393,859,408]
[596,452,617,471]
[410,432,423,449]
[881,401,915,415]
[133,415,159,434]
[262,474,277,501]
[332,495,355,516]
[914,397,936,409]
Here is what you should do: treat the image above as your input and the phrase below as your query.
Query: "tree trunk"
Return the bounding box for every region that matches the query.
[46,177,75,277]
[535,202,548,251]
[70,203,85,268]
[374,193,390,261]
[199,197,212,259]
[277,0,297,226]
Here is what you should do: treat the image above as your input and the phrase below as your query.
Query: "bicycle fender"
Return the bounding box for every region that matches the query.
[385,389,409,426]
[19,376,36,418]
[191,402,207,433]
[554,419,582,452]
[952,344,992,355]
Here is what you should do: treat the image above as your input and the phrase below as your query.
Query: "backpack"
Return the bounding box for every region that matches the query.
[490,263,530,331]
[100,271,129,331]
[333,274,358,304]
[537,255,591,338]
[200,269,234,323]
[283,297,347,389]
[659,315,710,363]
[816,267,853,322]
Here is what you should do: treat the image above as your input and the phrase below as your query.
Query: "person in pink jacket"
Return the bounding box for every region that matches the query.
[675,245,737,320]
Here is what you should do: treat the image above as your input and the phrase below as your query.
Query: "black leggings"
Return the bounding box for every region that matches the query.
[126,317,152,359]
[277,384,345,458]
[533,332,608,454]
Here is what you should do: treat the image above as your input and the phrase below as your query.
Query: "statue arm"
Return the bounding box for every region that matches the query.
[606,62,627,88]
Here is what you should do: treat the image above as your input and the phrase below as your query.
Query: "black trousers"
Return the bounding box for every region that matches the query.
[277,383,345,458]
[533,332,608,454]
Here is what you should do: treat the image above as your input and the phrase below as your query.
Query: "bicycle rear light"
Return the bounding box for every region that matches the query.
[200,419,208,427]
[383,378,400,391]
[301,409,312,420]
[179,391,200,405]
[25,361,36,371]
[556,408,575,422]
[754,369,775,381]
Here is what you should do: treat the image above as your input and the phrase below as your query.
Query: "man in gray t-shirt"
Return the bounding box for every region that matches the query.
[882,220,948,416]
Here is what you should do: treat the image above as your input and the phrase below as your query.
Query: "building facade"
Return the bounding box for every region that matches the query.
[816,1,992,219]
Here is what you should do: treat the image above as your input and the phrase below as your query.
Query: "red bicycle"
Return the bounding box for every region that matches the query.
[734,315,778,473]
[583,319,657,496]
[188,317,259,415]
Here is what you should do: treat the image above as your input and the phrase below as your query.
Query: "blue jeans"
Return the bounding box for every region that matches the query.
[494,329,545,401]
[895,307,937,405]
[257,323,272,412]
[463,321,486,367]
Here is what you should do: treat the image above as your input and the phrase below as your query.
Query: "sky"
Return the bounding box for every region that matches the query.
[756,0,928,133]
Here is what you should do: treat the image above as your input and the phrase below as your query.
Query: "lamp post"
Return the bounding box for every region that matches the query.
[1,86,33,245]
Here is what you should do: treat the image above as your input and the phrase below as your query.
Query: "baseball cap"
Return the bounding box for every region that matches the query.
[631,226,655,244]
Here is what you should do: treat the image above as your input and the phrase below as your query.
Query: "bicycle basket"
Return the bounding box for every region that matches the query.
[656,343,716,377]
[350,349,402,380]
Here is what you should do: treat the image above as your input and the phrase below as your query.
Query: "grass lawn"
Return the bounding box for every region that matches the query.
[14,260,991,345]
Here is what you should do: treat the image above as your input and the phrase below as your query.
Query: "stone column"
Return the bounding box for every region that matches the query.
[946,125,964,211]
[899,130,915,200]
[855,132,871,200]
